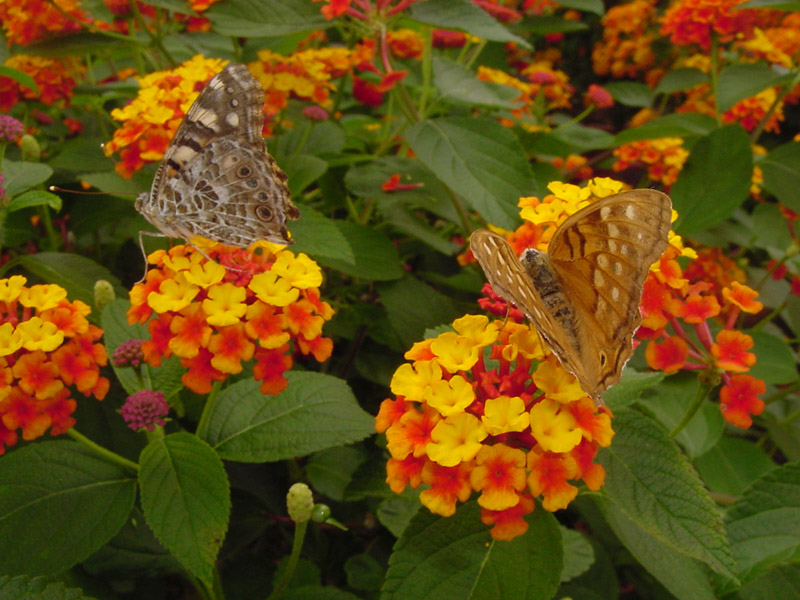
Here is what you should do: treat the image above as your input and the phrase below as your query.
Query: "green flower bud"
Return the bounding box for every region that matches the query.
[311,503,331,523]
[94,279,116,311]
[20,134,41,162]
[287,483,314,523]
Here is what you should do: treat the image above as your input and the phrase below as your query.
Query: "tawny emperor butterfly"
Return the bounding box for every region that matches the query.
[470,189,672,404]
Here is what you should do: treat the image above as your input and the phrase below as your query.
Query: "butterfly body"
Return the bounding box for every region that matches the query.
[135,64,300,247]
[471,189,672,404]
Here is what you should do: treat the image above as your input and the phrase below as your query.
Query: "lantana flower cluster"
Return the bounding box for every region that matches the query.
[0,0,87,46]
[612,138,689,188]
[592,0,658,79]
[0,276,109,454]
[127,242,334,396]
[660,0,758,50]
[0,55,84,112]
[249,47,355,112]
[377,314,613,541]
[382,178,667,541]
[103,56,229,178]
[477,61,573,122]
[641,248,768,428]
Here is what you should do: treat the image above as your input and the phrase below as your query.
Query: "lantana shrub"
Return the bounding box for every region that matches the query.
[0,0,798,599]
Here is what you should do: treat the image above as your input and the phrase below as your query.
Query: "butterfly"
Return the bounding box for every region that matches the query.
[135,64,300,249]
[470,189,672,405]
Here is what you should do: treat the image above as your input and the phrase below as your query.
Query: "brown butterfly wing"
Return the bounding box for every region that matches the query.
[546,189,672,397]
[136,64,299,246]
[469,229,582,380]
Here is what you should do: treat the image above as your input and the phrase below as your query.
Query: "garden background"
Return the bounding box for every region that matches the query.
[0,0,799,599]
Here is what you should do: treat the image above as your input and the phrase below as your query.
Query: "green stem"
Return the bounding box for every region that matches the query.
[66,428,139,472]
[750,69,800,145]
[210,566,227,600]
[670,380,714,437]
[446,186,474,239]
[709,36,722,126]
[777,404,800,427]
[748,300,786,333]
[195,379,223,440]
[266,519,308,600]
[417,27,433,118]
[38,205,60,251]
[291,121,314,159]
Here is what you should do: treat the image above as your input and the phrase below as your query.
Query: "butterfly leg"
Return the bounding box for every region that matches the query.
[137,230,170,284]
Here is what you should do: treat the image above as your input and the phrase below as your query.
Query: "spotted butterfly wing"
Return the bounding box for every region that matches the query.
[135,64,300,247]
[470,189,672,403]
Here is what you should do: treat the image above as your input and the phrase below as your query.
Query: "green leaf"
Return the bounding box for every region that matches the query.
[379,276,460,349]
[637,373,724,459]
[726,462,800,583]
[345,552,384,592]
[7,190,62,213]
[139,432,231,587]
[560,528,594,582]
[738,0,800,10]
[383,502,562,600]
[280,153,328,197]
[1,160,53,197]
[307,446,368,502]
[555,0,604,14]
[80,507,180,575]
[405,117,535,229]
[551,123,614,151]
[204,0,328,37]
[48,138,111,172]
[280,586,362,600]
[737,565,800,600]
[290,204,355,264]
[13,252,125,316]
[409,0,529,47]
[315,221,404,281]
[603,370,665,409]
[0,575,94,600]
[752,202,794,251]
[138,0,193,12]
[599,498,718,600]
[654,68,708,95]
[377,202,461,255]
[694,437,776,496]
[346,156,459,222]
[0,441,136,576]
[433,57,521,109]
[759,142,800,213]
[516,15,588,35]
[671,125,752,234]
[604,82,654,108]
[101,299,186,398]
[747,331,798,384]
[598,410,738,579]
[614,113,717,145]
[79,170,150,197]
[204,372,375,462]
[0,66,38,94]
[717,64,794,113]
[377,493,421,538]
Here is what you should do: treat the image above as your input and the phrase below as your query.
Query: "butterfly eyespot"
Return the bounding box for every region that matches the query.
[237,165,252,178]
[256,205,274,221]
[258,191,269,201]
[246,179,258,189]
